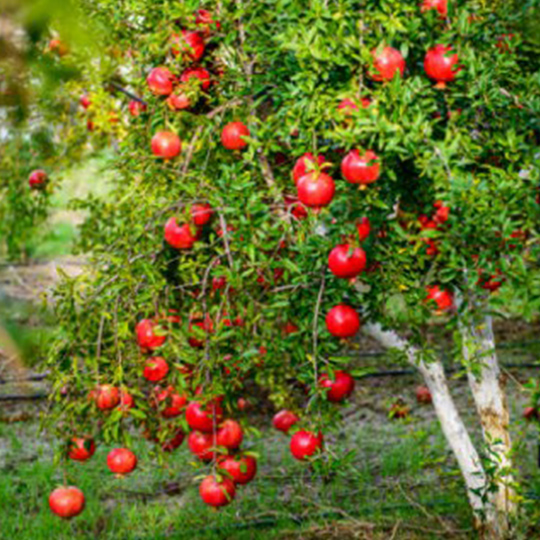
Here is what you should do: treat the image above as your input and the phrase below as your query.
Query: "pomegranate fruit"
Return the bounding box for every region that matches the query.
[420,0,448,18]
[171,30,205,61]
[128,100,147,117]
[162,429,186,452]
[338,97,371,114]
[191,203,213,227]
[95,385,120,410]
[186,400,224,432]
[107,448,137,475]
[221,122,250,150]
[319,371,355,402]
[180,66,211,91]
[328,244,367,279]
[136,319,166,350]
[143,356,169,382]
[425,285,454,312]
[273,410,300,433]
[416,385,433,405]
[49,486,85,519]
[146,67,175,96]
[80,95,91,109]
[371,47,405,81]
[167,90,191,110]
[292,153,325,185]
[151,131,182,159]
[68,437,96,461]
[290,430,323,460]
[325,305,360,338]
[188,315,214,348]
[199,476,236,507]
[424,45,460,87]
[216,419,243,449]
[341,150,380,185]
[195,9,221,35]
[218,454,257,485]
[297,172,335,208]
[154,386,188,418]
[356,217,371,241]
[164,218,199,249]
[118,390,134,411]
[28,169,48,189]
[188,430,215,461]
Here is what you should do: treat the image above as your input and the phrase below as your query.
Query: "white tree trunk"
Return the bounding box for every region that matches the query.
[364,323,490,520]
[459,314,517,530]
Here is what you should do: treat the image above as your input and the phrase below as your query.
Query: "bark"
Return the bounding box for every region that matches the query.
[460,313,517,536]
[364,323,490,519]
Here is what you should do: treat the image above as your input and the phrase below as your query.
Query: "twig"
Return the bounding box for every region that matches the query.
[312,269,326,385]
[108,81,147,105]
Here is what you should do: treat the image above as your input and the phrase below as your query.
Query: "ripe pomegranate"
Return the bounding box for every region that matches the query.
[195,9,221,35]
[297,172,335,208]
[188,430,215,461]
[292,153,325,185]
[49,487,85,519]
[338,97,371,114]
[199,476,236,507]
[68,437,96,461]
[390,402,410,419]
[319,371,355,402]
[136,319,166,350]
[341,150,380,184]
[171,31,205,61]
[48,38,68,57]
[420,0,447,18]
[167,90,191,110]
[290,430,323,460]
[162,429,186,452]
[146,67,175,96]
[186,400,224,432]
[371,47,405,81]
[164,218,199,249]
[95,385,120,410]
[80,95,91,109]
[28,169,48,189]
[416,385,433,405]
[425,285,454,312]
[188,315,214,348]
[273,410,300,433]
[424,45,460,87]
[180,67,211,91]
[154,386,188,418]
[218,455,257,485]
[143,357,169,382]
[191,203,213,227]
[433,200,450,224]
[283,321,299,335]
[216,419,243,449]
[523,407,539,421]
[356,217,371,241]
[118,390,134,411]
[221,122,250,150]
[128,100,147,117]
[151,131,182,159]
[328,244,367,279]
[107,448,138,475]
[326,305,360,338]
[477,269,505,292]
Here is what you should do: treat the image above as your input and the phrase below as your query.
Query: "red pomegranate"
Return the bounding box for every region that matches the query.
[425,285,454,312]
[187,315,214,348]
[28,169,48,189]
[162,429,186,452]
[171,30,205,61]
[292,153,326,185]
[146,67,175,96]
[523,407,539,421]
[118,390,134,411]
[477,270,505,292]
[199,476,236,507]
[356,217,371,241]
[151,131,182,159]
[273,410,300,433]
[48,38,69,57]
[164,218,199,249]
[68,437,96,461]
[338,97,371,114]
[143,357,169,382]
[136,319,166,350]
[49,486,85,519]
[416,385,433,404]
[328,244,367,279]
[154,386,188,418]
[290,430,323,460]
[216,419,243,449]
[319,371,355,402]
[297,172,335,208]
[420,0,447,18]
[424,45,460,87]
[80,95,91,109]
[167,90,191,110]
[195,9,221,35]
[186,400,224,432]
[218,454,257,485]
[180,67,211,91]
[325,305,361,338]
[95,385,120,410]
[191,203,213,227]
[341,150,380,184]
[107,448,137,475]
[433,200,450,224]
[371,47,406,81]
[188,430,215,461]
[221,122,250,150]
[128,100,147,116]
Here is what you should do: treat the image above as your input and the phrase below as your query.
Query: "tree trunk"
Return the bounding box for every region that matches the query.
[364,323,490,520]
[459,314,517,536]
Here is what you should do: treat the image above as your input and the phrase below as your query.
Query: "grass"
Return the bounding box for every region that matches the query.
[1,367,539,540]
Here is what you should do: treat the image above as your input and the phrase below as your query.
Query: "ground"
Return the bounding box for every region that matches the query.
[0,152,539,539]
